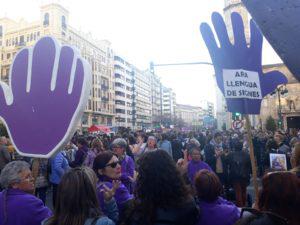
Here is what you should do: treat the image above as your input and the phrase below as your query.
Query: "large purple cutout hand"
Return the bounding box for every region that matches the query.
[200,12,288,114]
[0,37,91,157]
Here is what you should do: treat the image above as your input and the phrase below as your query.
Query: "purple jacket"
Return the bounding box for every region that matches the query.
[0,189,52,225]
[97,177,133,213]
[197,197,240,225]
[187,160,212,184]
[120,155,135,193]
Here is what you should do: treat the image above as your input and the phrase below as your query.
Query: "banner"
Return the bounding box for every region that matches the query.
[0,36,92,158]
[200,12,288,114]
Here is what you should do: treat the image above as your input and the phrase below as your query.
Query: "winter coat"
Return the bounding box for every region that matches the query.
[0,188,52,225]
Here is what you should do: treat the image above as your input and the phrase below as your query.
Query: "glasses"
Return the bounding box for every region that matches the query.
[105,161,120,168]
[240,208,289,225]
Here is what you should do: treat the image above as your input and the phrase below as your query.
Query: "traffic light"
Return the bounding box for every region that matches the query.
[232,112,241,120]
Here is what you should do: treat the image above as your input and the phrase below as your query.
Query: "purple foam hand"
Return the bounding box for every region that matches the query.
[200,12,288,114]
[0,37,92,157]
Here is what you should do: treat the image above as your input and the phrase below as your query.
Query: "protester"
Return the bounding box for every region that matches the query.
[290,142,300,177]
[132,136,158,161]
[0,137,11,173]
[0,161,52,225]
[42,167,114,225]
[227,140,251,207]
[69,137,89,168]
[111,138,135,193]
[93,151,133,215]
[49,150,69,207]
[32,158,49,204]
[158,133,173,158]
[194,170,240,225]
[170,133,184,162]
[83,138,104,168]
[236,172,300,225]
[187,146,212,184]
[122,150,199,225]
[204,132,227,185]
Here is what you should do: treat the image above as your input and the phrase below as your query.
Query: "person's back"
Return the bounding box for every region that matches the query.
[197,197,240,225]
[194,170,240,225]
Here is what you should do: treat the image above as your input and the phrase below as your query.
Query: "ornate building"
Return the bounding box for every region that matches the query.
[222,0,300,130]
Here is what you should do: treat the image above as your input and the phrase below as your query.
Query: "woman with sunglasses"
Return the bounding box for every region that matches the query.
[93,151,133,221]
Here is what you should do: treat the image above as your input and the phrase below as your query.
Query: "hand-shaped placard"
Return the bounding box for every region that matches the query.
[200,12,288,114]
[0,36,92,157]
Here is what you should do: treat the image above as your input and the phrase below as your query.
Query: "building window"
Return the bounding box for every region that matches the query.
[30,33,33,41]
[62,16,67,29]
[43,13,49,26]
[7,53,11,60]
[0,26,2,37]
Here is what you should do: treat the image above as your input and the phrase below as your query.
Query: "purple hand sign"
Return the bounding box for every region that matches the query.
[200,12,288,114]
[0,36,92,157]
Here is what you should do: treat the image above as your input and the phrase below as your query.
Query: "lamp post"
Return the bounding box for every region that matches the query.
[270,85,288,129]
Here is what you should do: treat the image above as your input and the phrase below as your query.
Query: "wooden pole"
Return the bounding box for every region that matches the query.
[244,114,259,205]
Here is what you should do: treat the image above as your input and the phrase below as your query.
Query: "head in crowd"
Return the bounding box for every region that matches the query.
[213,132,222,144]
[146,136,157,149]
[189,146,202,162]
[274,133,284,145]
[93,151,121,181]
[161,133,169,141]
[77,137,88,148]
[111,138,127,157]
[0,161,34,194]
[91,138,104,153]
[136,133,146,144]
[128,135,136,146]
[46,167,102,225]
[258,172,300,225]
[291,142,300,169]
[233,140,243,152]
[0,136,7,145]
[194,170,223,202]
[134,150,189,223]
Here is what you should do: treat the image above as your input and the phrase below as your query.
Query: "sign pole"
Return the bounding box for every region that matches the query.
[244,114,259,204]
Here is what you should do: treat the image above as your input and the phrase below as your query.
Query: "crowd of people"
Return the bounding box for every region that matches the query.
[0,128,299,225]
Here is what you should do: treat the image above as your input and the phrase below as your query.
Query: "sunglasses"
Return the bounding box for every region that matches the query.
[105,161,120,168]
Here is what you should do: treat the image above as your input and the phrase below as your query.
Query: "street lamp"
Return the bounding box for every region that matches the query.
[270,85,288,129]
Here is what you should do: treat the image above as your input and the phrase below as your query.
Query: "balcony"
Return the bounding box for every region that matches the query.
[101,97,109,102]
[101,84,109,91]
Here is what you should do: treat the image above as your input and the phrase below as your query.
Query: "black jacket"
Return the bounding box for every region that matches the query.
[124,199,200,225]
[227,151,251,184]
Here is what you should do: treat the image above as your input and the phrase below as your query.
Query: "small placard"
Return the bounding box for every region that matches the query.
[223,69,262,99]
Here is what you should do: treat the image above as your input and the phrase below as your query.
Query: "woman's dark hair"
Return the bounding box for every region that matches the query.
[132,150,190,224]
[128,135,136,146]
[77,137,88,147]
[194,170,223,202]
[93,151,114,172]
[258,172,300,225]
[214,132,222,139]
[46,167,102,225]
[233,140,243,152]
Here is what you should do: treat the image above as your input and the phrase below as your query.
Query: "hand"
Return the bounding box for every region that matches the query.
[101,180,121,202]
[128,171,138,182]
[200,12,287,114]
[0,37,91,157]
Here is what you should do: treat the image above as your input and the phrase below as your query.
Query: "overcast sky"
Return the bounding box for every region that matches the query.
[0,0,281,107]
